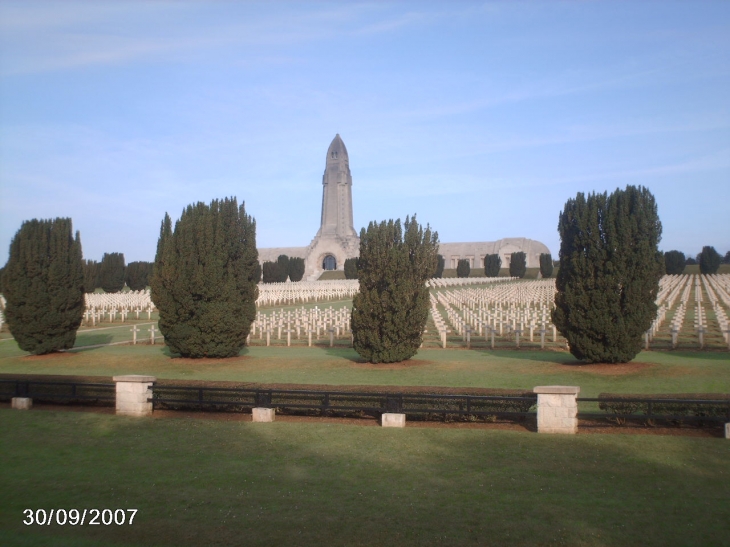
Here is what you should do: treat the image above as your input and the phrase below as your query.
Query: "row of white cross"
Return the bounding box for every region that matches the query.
[250,306,352,347]
[428,279,561,348]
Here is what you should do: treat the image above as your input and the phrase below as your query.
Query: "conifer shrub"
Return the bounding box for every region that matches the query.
[262,261,281,284]
[484,254,501,277]
[150,197,258,358]
[539,253,553,278]
[433,254,445,278]
[344,257,359,279]
[352,215,438,363]
[509,252,527,278]
[288,257,305,282]
[699,246,721,274]
[82,260,100,293]
[664,250,686,275]
[125,261,153,291]
[3,218,85,354]
[98,252,126,292]
[456,259,470,278]
[552,185,663,363]
[276,255,290,282]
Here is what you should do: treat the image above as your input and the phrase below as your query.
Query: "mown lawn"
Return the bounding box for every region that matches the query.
[0,410,728,547]
[1,340,729,397]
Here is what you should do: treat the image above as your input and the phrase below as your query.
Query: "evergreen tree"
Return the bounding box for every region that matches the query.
[3,218,85,354]
[509,252,527,278]
[276,255,290,282]
[262,261,281,283]
[433,254,445,278]
[344,257,359,279]
[83,260,100,293]
[484,254,501,277]
[352,215,438,363]
[98,252,126,292]
[664,250,686,275]
[288,257,305,282]
[539,253,553,278]
[724,251,730,264]
[150,198,259,358]
[685,256,697,265]
[252,262,262,283]
[699,246,721,274]
[125,261,153,291]
[456,259,471,278]
[552,185,663,363]
[0,265,5,294]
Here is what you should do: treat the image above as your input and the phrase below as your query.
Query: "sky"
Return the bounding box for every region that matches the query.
[1,1,728,266]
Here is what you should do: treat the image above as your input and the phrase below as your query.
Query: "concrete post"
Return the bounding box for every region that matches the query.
[113,375,156,417]
[381,413,406,428]
[11,397,32,410]
[252,408,275,422]
[533,386,580,434]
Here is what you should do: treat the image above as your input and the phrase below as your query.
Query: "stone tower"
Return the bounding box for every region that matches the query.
[304,134,360,279]
[317,134,358,239]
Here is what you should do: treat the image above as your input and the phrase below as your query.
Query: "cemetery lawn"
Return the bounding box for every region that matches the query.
[1,409,728,547]
[1,341,729,396]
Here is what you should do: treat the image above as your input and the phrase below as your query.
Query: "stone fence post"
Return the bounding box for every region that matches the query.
[533,386,580,434]
[113,375,156,417]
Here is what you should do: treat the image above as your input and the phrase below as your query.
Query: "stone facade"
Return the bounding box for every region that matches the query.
[257,135,551,280]
[438,238,551,270]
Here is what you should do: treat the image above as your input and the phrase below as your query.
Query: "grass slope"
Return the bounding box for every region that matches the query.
[1,410,728,547]
[1,343,729,397]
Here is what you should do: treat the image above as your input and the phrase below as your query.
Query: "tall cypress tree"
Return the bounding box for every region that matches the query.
[352,215,438,363]
[125,261,153,291]
[433,254,445,278]
[288,257,305,282]
[276,255,290,282]
[456,259,471,278]
[3,218,85,354]
[509,252,527,278]
[552,185,663,363]
[699,246,721,274]
[150,198,258,358]
[262,261,281,283]
[83,259,100,293]
[664,250,686,275]
[98,252,126,292]
[484,254,501,277]
[539,253,553,278]
[344,257,359,279]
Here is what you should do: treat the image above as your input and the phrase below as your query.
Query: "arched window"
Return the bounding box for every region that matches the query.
[323,255,336,270]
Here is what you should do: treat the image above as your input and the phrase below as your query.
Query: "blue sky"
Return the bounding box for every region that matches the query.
[1,1,728,265]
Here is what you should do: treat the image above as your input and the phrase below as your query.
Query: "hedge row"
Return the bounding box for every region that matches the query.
[598,393,730,424]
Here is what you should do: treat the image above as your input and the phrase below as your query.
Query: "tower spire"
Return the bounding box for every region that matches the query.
[319,134,356,238]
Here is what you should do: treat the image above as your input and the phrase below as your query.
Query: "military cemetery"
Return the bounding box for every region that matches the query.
[1,3,729,546]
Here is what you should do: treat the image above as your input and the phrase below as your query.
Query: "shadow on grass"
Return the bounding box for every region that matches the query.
[471,348,581,365]
[3,411,726,547]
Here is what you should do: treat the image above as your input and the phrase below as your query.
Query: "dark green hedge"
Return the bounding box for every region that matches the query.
[598,392,730,424]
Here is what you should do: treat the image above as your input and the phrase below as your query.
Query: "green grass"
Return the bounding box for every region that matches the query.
[0,410,728,547]
[1,342,729,397]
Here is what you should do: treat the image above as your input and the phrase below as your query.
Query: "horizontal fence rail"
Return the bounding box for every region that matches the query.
[0,379,116,404]
[151,385,537,421]
[578,396,730,424]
